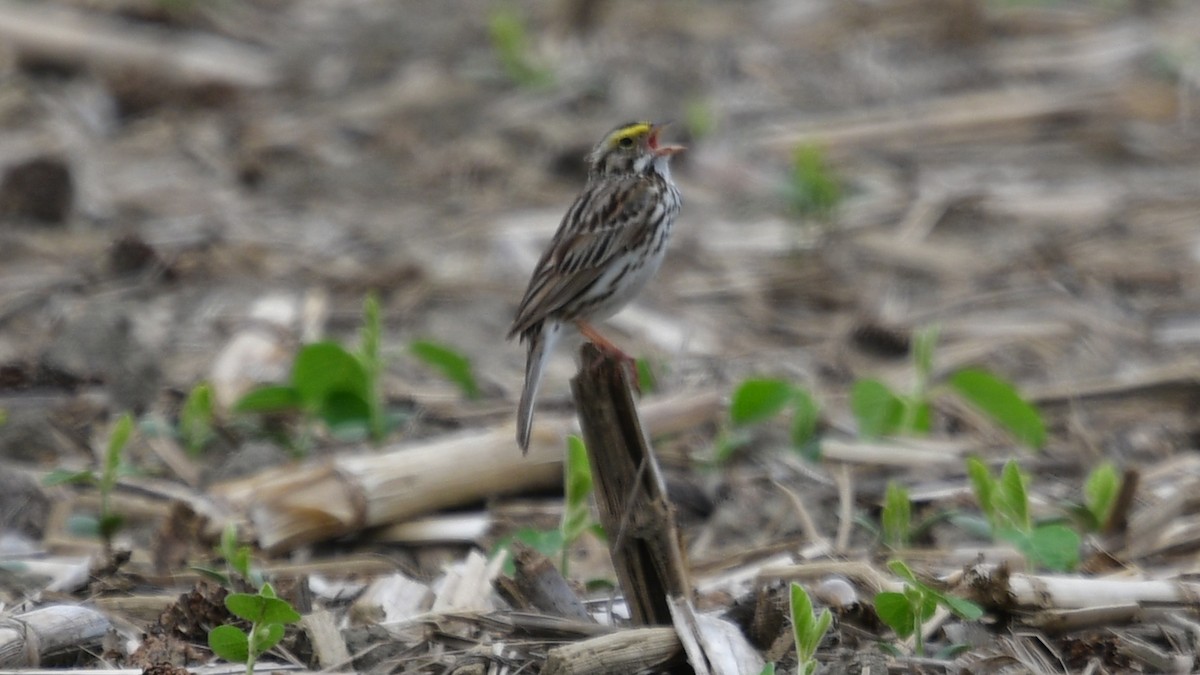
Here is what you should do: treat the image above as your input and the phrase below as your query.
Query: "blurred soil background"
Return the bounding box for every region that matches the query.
[2,0,1200,672]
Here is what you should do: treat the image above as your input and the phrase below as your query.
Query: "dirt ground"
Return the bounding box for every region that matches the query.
[2,0,1200,673]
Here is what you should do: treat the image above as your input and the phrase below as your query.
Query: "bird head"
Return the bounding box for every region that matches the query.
[588,121,685,178]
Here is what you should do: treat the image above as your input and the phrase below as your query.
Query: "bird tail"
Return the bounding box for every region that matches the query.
[516,322,561,454]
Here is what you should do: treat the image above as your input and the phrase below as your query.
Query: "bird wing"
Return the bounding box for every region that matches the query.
[508,175,659,338]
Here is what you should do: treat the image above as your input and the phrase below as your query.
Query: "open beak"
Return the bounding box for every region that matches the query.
[649,121,686,157]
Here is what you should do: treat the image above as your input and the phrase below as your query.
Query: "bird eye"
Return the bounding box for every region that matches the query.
[618,137,634,148]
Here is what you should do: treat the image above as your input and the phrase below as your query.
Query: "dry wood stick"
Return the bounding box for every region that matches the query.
[570,344,691,627]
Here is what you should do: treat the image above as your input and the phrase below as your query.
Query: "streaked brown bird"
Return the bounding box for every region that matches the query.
[508,121,684,453]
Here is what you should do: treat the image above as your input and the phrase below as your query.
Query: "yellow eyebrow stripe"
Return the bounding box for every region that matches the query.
[610,122,651,145]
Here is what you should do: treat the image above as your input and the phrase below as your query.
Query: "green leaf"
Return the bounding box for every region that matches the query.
[881,481,911,549]
[949,369,1046,449]
[898,397,932,435]
[1023,524,1080,572]
[359,293,382,374]
[410,340,480,399]
[912,326,938,383]
[790,582,831,662]
[965,457,996,526]
[293,342,369,409]
[208,625,250,663]
[730,378,793,426]
[102,413,135,493]
[43,469,95,486]
[225,592,299,624]
[758,664,776,675]
[234,385,302,413]
[493,527,566,576]
[561,436,594,545]
[320,390,373,438]
[789,144,842,220]
[997,460,1030,532]
[874,591,916,638]
[1084,462,1119,528]
[180,383,216,456]
[488,7,554,88]
[635,357,658,395]
[790,388,820,448]
[249,623,285,657]
[851,379,903,438]
[886,559,918,583]
[937,593,984,621]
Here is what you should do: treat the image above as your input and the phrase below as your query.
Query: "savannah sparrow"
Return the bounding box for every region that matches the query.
[508,121,684,453]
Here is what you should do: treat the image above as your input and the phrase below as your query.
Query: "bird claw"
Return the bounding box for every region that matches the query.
[577,320,642,395]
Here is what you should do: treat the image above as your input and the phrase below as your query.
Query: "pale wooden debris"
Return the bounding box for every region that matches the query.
[970,566,1200,610]
[430,550,503,613]
[351,573,432,625]
[759,85,1116,153]
[820,437,968,466]
[211,392,719,552]
[542,627,683,675]
[0,605,110,668]
[0,0,276,89]
[669,597,765,675]
[299,609,351,671]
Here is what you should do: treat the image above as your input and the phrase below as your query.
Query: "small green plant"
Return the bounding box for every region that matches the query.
[559,435,599,575]
[634,356,660,395]
[208,582,301,675]
[849,327,1045,450]
[683,99,715,139]
[44,413,135,551]
[852,327,937,438]
[1084,461,1120,530]
[194,523,265,590]
[881,481,913,550]
[496,435,601,577]
[235,294,394,447]
[790,582,832,675]
[411,339,480,400]
[949,369,1045,449]
[787,144,842,221]
[718,378,821,462]
[180,382,217,456]
[488,7,554,88]
[874,560,982,656]
[966,458,1080,571]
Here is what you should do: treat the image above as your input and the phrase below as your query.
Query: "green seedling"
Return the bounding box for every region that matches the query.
[634,356,660,395]
[180,382,217,456]
[559,434,599,575]
[208,582,301,675]
[881,481,913,550]
[1079,461,1121,531]
[193,523,265,590]
[966,457,1080,571]
[788,145,842,222]
[949,369,1045,450]
[495,435,601,577]
[684,99,715,139]
[236,294,396,447]
[411,339,480,400]
[791,582,832,675]
[44,413,135,551]
[874,560,982,656]
[719,378,822,462]
[488,7,554,88]
[850,326,1045,451]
